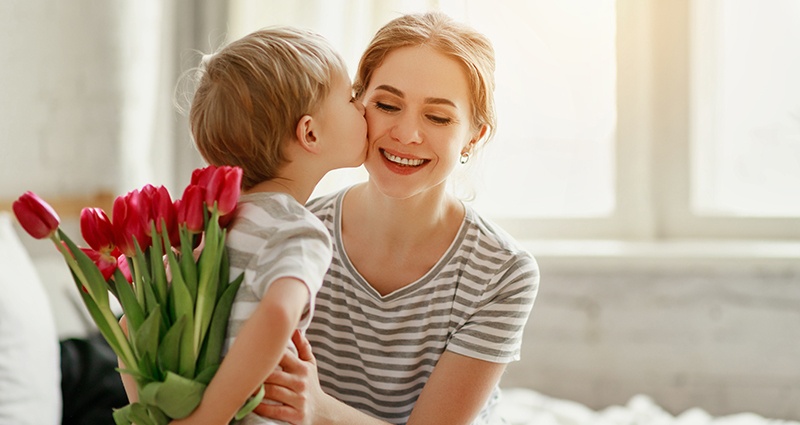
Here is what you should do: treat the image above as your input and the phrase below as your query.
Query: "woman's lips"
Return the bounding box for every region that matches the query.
[379,148,430,174]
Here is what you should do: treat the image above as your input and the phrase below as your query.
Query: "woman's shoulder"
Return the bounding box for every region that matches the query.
[461,205,539,282]
[463,205,533,258]
[306,187,347,218]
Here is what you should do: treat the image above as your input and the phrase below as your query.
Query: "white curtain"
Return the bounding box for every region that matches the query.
[119,0,229,197]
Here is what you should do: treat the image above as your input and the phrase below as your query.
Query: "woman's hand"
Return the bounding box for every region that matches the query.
[253,330,329,425]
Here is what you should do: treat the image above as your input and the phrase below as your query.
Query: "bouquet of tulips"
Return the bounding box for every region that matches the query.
[12,165,262,425]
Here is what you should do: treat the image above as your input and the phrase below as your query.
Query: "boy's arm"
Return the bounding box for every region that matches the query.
[117,316,139,402]
[172,277,310,425]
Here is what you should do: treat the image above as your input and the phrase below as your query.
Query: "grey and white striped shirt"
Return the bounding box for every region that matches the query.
[223,192,332,425]
[306,188,539,425]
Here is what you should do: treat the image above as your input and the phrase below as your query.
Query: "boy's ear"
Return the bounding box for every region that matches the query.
[295,115,321,154]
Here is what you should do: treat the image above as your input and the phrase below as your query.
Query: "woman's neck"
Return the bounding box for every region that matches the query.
[347,181,464,247]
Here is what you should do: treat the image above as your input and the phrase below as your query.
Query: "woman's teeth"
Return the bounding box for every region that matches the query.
[382,150,425,166]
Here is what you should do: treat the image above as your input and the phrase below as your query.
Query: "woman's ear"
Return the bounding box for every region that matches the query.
[471,124,489,146]
[464,124,489,154]
[295,115,321,154]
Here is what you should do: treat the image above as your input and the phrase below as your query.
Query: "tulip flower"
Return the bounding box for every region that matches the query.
[81,207,116,253]
[113,189,151,256]
[12,191,60,239]
[150,185,179,248]
[117,254,132,283]
[204,166,242,216]
[177,185,205,234]
[13,165,251,425]
[190,165,217,188]
[81,247,119,281]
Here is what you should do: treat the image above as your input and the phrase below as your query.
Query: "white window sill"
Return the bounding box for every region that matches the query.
[520,239,800,273]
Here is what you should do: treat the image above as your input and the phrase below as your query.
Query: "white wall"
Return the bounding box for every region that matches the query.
[0,1,124,200]
[503,253,800,420]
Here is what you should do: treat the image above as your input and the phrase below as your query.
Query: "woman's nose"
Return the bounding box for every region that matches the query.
[356,100,366,116]
[390,113,422,144]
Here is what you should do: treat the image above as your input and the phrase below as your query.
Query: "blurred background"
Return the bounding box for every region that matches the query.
[1,0,798,421]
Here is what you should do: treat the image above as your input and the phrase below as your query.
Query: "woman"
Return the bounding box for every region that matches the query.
[256,11,539,425]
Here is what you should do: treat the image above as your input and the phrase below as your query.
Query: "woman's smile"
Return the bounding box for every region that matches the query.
[380,148,429,167]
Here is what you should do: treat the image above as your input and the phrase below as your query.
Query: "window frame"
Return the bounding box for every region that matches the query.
[496,0,800,241]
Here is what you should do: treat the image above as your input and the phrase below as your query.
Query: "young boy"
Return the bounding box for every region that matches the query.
[173,27,367,424]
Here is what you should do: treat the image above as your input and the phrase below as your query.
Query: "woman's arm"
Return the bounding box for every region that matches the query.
[407,351,506,424]
[171,277,309,425]
[257,332,506,425]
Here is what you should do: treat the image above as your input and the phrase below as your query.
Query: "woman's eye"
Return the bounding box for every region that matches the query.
[375,101,399,112]
[427,115,452,125]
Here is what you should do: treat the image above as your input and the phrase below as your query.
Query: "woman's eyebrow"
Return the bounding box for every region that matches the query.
[374,84,457,108]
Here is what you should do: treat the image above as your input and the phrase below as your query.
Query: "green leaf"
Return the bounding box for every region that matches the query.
[131,242,150,307]
[193,364,219,386]
[192,222,222,357]
[169,263,196,378]
[142,276,160,319]
[146,371,206,419]
[218,239,230,299]
[112,404,133,425]
[157,315,186,374]
[235,384,265,420]
[114,268,144,335]
[76,287,138,374]
[179,227,197,301]
[59,230,110,309]
[129,402,158,425]
[135,309,161,369]
[149,222,168,306]
[137,352,159,383]
[197,272,242,372]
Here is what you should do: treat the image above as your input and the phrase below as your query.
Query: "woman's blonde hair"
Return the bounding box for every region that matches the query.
[190,27,347,190]
[354,11,497,143]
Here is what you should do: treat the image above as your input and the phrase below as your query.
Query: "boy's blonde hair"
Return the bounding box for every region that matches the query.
[354,11,497,143]
[190,27,347,190]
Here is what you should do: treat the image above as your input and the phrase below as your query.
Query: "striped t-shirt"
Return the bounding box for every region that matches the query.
[223,192,332,424]
[306,188,540,425]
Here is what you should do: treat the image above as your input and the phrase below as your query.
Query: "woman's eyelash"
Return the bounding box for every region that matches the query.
[373,101,453,125]
[374,101,399,112]
[427,115,452,125]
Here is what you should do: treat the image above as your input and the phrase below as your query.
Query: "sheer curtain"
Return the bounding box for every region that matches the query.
[118,0,228,197]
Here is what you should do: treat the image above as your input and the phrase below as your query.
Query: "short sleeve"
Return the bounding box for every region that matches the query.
[447,252,540,363]
[248,219,332,301]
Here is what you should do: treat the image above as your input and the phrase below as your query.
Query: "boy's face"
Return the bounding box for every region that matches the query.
[313,70,368,169]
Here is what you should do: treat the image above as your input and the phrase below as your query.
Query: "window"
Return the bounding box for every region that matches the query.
[229,0,800,241]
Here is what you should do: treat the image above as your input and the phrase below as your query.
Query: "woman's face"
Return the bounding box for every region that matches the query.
[361,45,482,200]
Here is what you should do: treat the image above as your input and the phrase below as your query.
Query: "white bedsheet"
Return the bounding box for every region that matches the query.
[497,388,799,425]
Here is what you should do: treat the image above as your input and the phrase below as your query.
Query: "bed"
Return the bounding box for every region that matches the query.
[495,388,799,425]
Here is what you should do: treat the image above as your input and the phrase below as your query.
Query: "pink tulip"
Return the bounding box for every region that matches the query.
[217,167,242,216]
[190,165,217,188]
[204,166,242,216]
[150,185,178,246]
[80,208,115,253]
[117,254,132,283]
[112,190,150,256]
[80,248,118,281]
[12,191,61,239]
[177,185,205,234]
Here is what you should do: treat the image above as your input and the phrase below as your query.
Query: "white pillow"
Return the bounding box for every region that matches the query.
[0,212,61,425]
